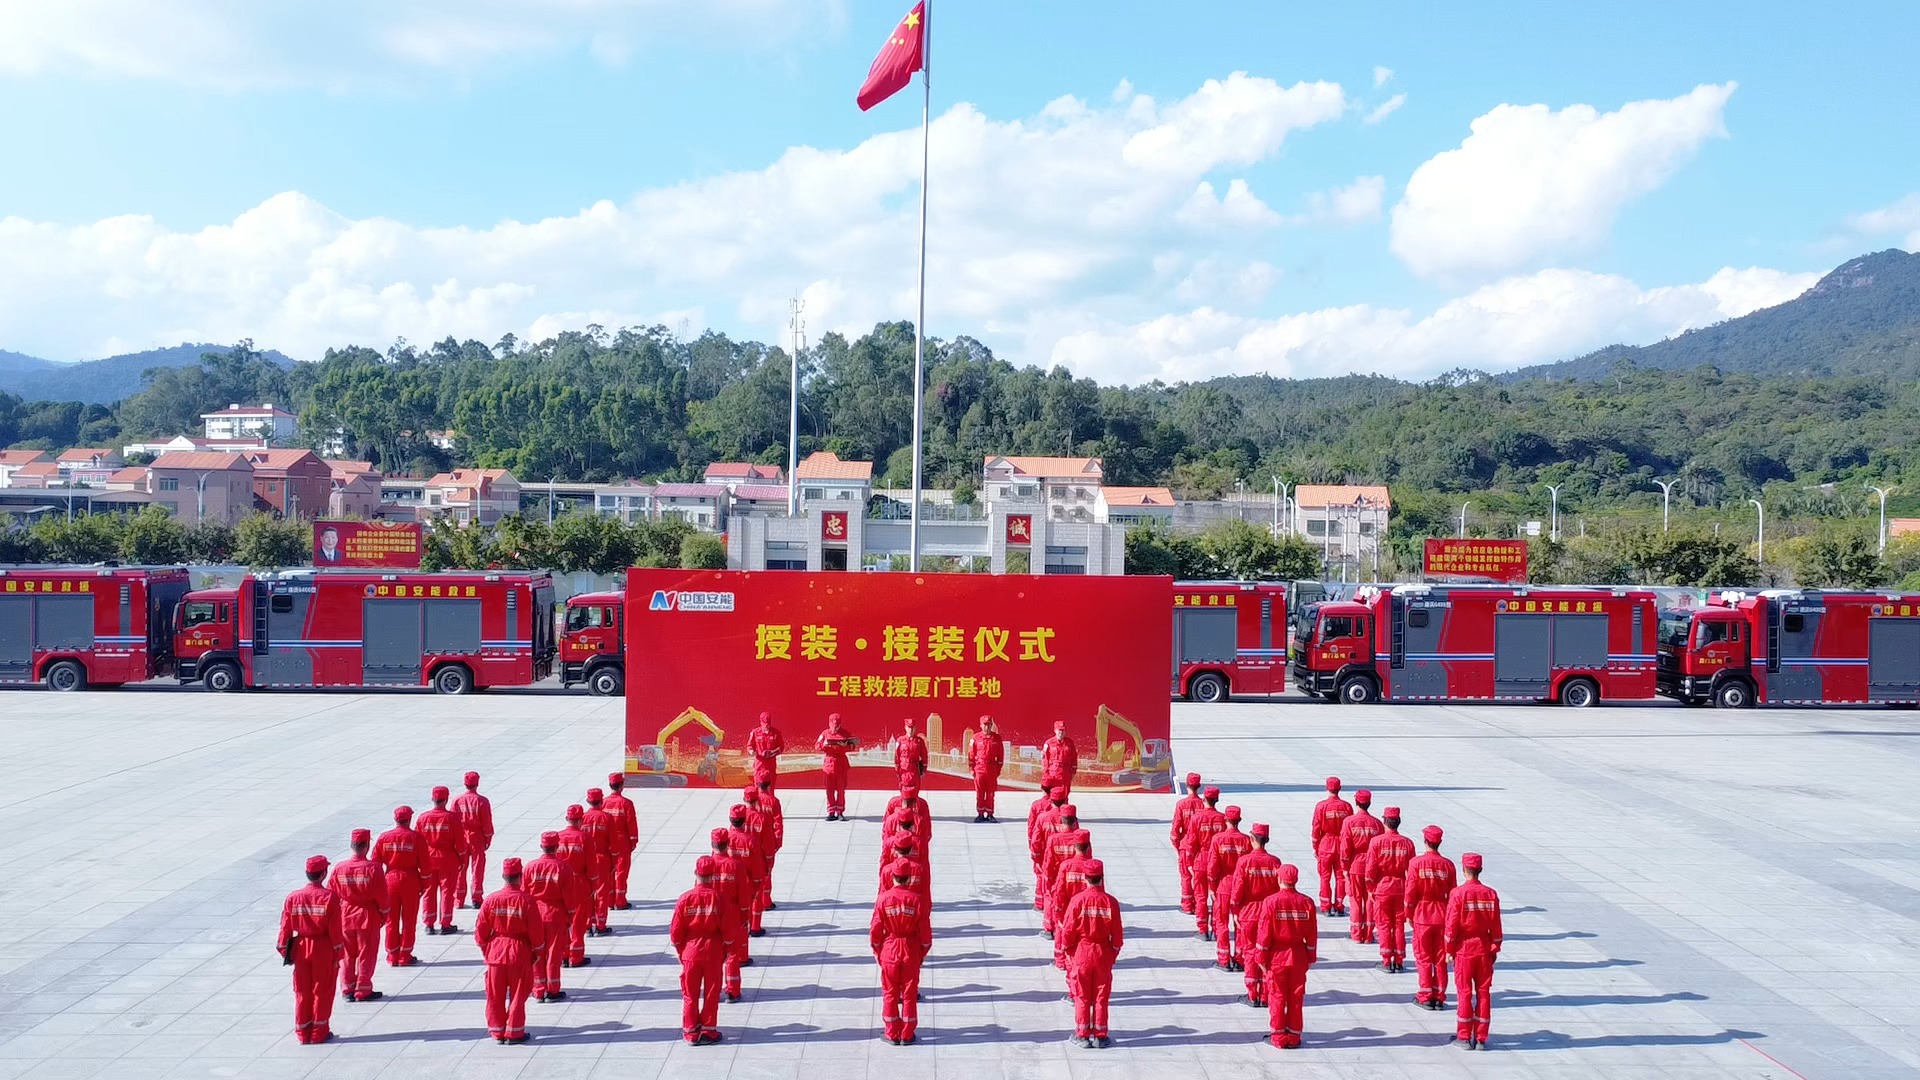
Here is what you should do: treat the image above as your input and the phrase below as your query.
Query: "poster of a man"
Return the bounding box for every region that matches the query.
[316,527,342,563]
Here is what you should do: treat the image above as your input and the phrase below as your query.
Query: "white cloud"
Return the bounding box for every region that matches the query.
[0,0,838,86]
[1110,77,1133,103]
[1048,264,1817,385]
[1290,175,1385,225]
[1373,66,1393,88]
[1364,93,1407,125]
[0,73,1348,362]
[1390,83,1737,280]
[1847,193,1920,251]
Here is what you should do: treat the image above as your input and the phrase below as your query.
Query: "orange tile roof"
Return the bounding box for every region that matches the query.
[985,455,1104,479]
[242,449,325,471]
[324,459,380,476]
[705,462,784,481]
[151,452,255,471]
[56,448,119,464]
[0,450,51,466]
[1891,519,1920,538]
[108,467,150,485]
[1102,486,1175,507]
[795,452,873,481]
[13,462,60,477]
[1294,484,1391,509]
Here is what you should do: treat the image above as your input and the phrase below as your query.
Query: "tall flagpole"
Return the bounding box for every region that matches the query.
[908,0,930,573]
[786,297,803,517]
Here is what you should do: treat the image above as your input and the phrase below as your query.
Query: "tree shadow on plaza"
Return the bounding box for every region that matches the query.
[1505,930,1596,941]
[1498,1027,1763,1051]
[1493,989,1708,1008]
[1205,784,1503,795]
[1500,957,1643,971]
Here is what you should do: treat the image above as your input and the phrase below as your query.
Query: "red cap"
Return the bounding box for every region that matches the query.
[1223,805,1242,821]
[711,827,731,844]
[743,787,761,802]
[901,775,921,792]
[608,772,625,787]
[306,855,329,875]
[1251,823,1270,839]
[431,785,450,801]
[828,712,843,724]
[586,787,604,803]
[1048,785,1066,798]
[1383,806,1401,818]
[1185,772,1201,786]
[566,804,584,821]
[758,711,772,724]
[1325,776,1341,792]
[1054,719,1066,729]
[891,833,917,853]
[540,831,560,847]
[729,803,748,819]
[695,855,717,877]
[1355,788,1372,805]
[1061,804,1079,818]
[501,857,523,877]
[979,714,993,725]
[1203,786,1220,800]
[1423,825,1444,845]
[464,771,480,787]
[1083,859,1104,877]
[886,859,915,880]
[350,828,371,845]
[1462,852,1483,870]
[1278,863,1300,885]
[394,805,413,821]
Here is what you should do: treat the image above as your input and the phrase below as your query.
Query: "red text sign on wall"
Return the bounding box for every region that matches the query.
[822,510,849,542]
[624,570,1172,793]
[1006,514,1033,546]
[313,520,424,569]
[1424,538,1528,583]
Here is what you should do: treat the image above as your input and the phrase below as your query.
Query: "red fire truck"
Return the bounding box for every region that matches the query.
[559,589,625,696]
[1657,589,1920,708]
[0,566,193,690]
[174,570,556,693]
[1292,584,1660,707]
[1171,580,1289,702]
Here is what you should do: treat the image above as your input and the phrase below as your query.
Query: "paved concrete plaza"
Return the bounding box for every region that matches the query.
[1,689,1916,1080]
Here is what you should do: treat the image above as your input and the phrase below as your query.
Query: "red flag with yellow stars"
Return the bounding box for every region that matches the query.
[857,3,926,111]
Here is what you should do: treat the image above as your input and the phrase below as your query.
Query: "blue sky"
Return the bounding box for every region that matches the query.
[0,0,1915,381]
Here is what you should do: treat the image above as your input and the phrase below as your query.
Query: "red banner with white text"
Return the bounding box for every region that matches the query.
[623,570,1173,792]
[313,520,423,568]
[1424,538,1528,583]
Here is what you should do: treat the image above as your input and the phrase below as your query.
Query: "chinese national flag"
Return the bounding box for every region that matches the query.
[857,3,926,111]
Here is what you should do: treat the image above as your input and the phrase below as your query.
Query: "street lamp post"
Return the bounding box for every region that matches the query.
[1272,477,1290,539]
[1749,498,1765,565]
[548,477,556,525]
[196,475,207,525]
[1543,483,1562,543]
[1458,501,1470,539]
[1867,484,1895,556]
[1652,480,1676,534]
[1235,479,1246,521]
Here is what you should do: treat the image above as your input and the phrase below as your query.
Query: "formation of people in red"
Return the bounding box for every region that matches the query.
[278,714,1502,1050]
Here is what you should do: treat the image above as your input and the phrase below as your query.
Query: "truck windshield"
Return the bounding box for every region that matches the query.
[1318,615,1356,642]
[181,601,219,629]
[565,605,606,633]
[1657,613,1692,648]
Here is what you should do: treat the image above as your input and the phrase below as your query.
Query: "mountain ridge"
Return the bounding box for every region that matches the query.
[0,344,296,405]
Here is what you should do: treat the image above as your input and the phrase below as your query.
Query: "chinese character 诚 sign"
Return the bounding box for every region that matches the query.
[1005,514,1032,546]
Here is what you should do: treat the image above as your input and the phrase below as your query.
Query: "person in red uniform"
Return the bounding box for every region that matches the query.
[475,857,546,1045]
[416,785,468,935]
[1039,807,1089,936]
[886,776,931,834]
[1169,772,1204,913]
[1183,787,1227,938]
[1405,824,1458,1009]
[581,788,616,935]
[1309,776,1353,916]
[373,807,424,967]
[1027,786,1069,909]
[879,833,931,903]
[1040,719,1078,796]
[894,717,929,787]
[726,803,770,938]
[556,806,593,967]
[748,711,787,790]
[1366,808,1415,973]
[671,856,735,1046]
[816,713,857,820]
[751,779,785,905]
[278,855,347,1044]
[602,772,639,910]
[741,788,777,927]
[706,828,752,1001]
[1058,858,1122,1049]
[452,771,494,911]
[969,715,1004,822]
[1348,846,1376,950]
[1227,823,1282,1002]
[1446,852,1502,1049]
[872,860,932,1045]
[524,831,584,1003]
[328,829,390,1003]
[1049,835,1098,970]
[1205,806,1254,968]
[1339,789,1384,943]
[1252,864,1317,1049]
[882,805,932,853]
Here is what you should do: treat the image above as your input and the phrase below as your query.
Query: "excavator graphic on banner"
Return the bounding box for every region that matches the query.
[1099,704,1172,791]
[629,706,725,786]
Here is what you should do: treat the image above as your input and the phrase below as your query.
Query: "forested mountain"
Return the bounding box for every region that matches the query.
[0,343,294,404]
[1514,249,1920,381]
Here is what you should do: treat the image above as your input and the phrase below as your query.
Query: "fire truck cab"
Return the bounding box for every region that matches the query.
[1657,589,1920,707]
[1170,581,1288,702]
[560,590,626,696]
[0,566,191,690]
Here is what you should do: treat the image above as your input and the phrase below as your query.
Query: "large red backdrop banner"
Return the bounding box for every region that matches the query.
[622,570,1174,792]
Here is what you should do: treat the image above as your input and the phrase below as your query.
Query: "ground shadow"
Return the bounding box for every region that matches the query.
[1500,1027,1763,1051]
[1494,989,1708,1008]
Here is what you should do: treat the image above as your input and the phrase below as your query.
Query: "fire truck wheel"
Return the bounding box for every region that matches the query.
[1559,678,1600,709]
[433,665,475,696]
[1336,676,1379,705]
[44,660,87,692]
[1189,672,1229,704]
[1712,680,1752,709]
[588,666,625,697]
[203,662,241,693]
